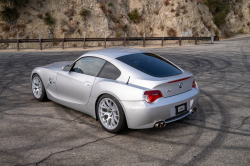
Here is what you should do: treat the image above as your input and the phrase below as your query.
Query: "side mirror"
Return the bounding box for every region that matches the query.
[62,64,71,71]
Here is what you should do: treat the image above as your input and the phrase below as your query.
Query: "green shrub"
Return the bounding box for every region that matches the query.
[0,0,28,6]
[175,12,180,17]
[123,24,129,32]
[213,11,227,28]
[128,9,139,21]
[204,0,230,28]
[0,6,19,21]
[44,12,55,25]
[238,29,244,34]
[108,2,113,7]
[79,9,90,17]
[37,13,43,19]
[214,29,219,36]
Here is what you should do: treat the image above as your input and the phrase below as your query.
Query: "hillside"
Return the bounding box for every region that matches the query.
[0,0,249,49]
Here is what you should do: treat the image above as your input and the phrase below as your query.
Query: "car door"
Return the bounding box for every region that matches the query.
[56,57,106,105]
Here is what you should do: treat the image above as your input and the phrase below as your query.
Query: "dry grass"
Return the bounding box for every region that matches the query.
[53,42,61,46]
[164,0,170,6]
[115,31,121,38]
[17,24,26,31]
[100,4,107,15]
[167,28,177,37]
[2,24,10,32]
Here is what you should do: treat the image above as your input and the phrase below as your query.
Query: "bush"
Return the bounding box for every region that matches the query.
[123,24,129,32]
[9,0,28,6]
[214,29,219,36]
[2,24,10,32]
[37,13,43,19]
[79,9,90,17]
[128,9,139,21]
[108,2,113,7]
[238,29,244,34]
[175,12,180,17]
[164,0,170,6]
[167,28,177,37]
[213,11,227,28]
[204,0,230,28]
[0,6,19,21]
[44,12,55,25]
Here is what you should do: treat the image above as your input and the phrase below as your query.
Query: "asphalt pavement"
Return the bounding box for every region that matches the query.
[0,37,250,166]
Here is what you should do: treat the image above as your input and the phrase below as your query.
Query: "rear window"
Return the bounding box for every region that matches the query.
[116,53,182,77]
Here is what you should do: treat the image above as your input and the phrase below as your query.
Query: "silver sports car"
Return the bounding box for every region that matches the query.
[31,48,199,133]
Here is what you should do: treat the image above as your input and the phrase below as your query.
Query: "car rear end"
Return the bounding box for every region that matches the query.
[115,52,199,129]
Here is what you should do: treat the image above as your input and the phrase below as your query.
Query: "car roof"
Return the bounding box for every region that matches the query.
[83,47,149,59]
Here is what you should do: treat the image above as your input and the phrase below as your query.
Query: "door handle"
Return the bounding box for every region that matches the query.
[84,82,92,86]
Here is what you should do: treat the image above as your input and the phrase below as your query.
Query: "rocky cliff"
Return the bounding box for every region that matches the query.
[0,0,249,49]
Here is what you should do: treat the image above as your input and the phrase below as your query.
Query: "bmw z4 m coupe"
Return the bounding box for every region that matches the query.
[31,48,199,133]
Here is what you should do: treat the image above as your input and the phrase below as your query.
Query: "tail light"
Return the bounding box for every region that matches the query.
[144,90,163,103]
[192,79,198,89]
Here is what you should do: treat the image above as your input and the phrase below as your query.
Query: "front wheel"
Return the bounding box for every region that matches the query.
[97,95,127,133]
[32,74,47,101]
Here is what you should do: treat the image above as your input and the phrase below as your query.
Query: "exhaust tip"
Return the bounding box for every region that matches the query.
[190,107,197,114]
[154,121,166,128]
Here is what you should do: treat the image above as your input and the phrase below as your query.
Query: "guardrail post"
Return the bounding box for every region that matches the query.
[39,34,42,50]
[161,32,164,47]
[195,36,198,45]
[124,33,126,47]
[62,38,64,49]
[104,33,106,48]
[179,37,181,46]
[17,35,19,51]
[83,33,86,49]
[143,33,145,47]
[211,37,214,44]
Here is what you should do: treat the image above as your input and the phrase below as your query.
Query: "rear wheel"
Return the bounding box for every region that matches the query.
[32,74,47,101]
[97,95,127,133]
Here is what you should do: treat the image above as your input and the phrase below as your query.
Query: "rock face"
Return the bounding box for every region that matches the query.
[0,0,248,49]
[225,0,250,34]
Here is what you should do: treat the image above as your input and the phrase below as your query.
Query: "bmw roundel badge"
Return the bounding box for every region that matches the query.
[179,83,183,88]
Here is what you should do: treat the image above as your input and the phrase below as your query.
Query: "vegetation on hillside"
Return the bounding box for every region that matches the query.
[203,0,231,28]
[0,0,28,21]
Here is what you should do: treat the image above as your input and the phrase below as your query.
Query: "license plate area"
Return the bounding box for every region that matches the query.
[175,103,187,115]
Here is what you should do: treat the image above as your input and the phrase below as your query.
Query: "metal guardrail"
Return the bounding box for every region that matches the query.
[0,36,214,51]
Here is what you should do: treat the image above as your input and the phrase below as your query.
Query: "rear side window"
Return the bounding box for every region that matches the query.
[98,62,121,80]
[116,53,182,77]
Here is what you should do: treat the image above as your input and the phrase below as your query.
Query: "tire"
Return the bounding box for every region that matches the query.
[31,74,47,101]
[97,94,127,133]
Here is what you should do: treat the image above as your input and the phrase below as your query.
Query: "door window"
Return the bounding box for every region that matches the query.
[72,57,106,76]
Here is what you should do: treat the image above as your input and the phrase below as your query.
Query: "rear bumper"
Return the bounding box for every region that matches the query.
[121,88,199,129]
